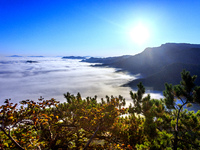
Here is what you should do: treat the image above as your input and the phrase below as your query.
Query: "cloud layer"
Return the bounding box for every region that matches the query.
[0,57,163,105]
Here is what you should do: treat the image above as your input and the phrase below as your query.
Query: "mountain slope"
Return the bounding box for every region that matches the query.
[125,63,200,91]
[82,55,131,65]
[83,43,200,90]
[108,43,200,76]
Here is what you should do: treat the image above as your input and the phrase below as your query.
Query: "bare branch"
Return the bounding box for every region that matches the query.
[84,125,100,150]
[0,126,25,150]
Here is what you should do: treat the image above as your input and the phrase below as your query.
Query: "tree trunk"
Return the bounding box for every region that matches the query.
[174,131,178,150]
[174,102,186,150]
[84,125,99,150]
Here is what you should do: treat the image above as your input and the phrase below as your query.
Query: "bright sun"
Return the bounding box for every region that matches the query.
[129,23,150,45]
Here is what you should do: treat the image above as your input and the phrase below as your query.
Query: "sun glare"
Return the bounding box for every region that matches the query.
[129,23,150,45]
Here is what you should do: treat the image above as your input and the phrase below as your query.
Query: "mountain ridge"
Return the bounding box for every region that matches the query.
[83,43,200,91]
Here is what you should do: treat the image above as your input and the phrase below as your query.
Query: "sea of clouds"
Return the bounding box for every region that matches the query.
[0,57,163,106]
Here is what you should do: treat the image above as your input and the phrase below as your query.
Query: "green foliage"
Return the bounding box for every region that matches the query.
[0,70,200,149]
[163,70,200,149]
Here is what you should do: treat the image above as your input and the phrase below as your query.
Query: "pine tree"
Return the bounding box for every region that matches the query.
[163,70,200,150]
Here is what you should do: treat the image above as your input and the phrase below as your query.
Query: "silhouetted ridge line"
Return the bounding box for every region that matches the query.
[83,43,200,90]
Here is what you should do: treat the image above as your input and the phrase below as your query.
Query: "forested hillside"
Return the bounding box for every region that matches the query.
[126,63,200,90]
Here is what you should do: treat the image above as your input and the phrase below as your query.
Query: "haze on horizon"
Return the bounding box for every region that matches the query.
[0,0,200,57]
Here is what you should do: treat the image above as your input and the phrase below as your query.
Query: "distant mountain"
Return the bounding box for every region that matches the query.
[81,55,132,66]
[62,56,87,59]
[8,55,22,57]
[83,43,200,91]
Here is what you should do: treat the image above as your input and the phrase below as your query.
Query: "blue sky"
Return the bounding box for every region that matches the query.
[0,0,200,57]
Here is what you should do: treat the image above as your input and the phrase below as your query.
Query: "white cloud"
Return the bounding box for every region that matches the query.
[0,57,163,106]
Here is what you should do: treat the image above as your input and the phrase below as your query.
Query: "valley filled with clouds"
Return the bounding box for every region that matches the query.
[0,57,163,105]
[0,57,130,104]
